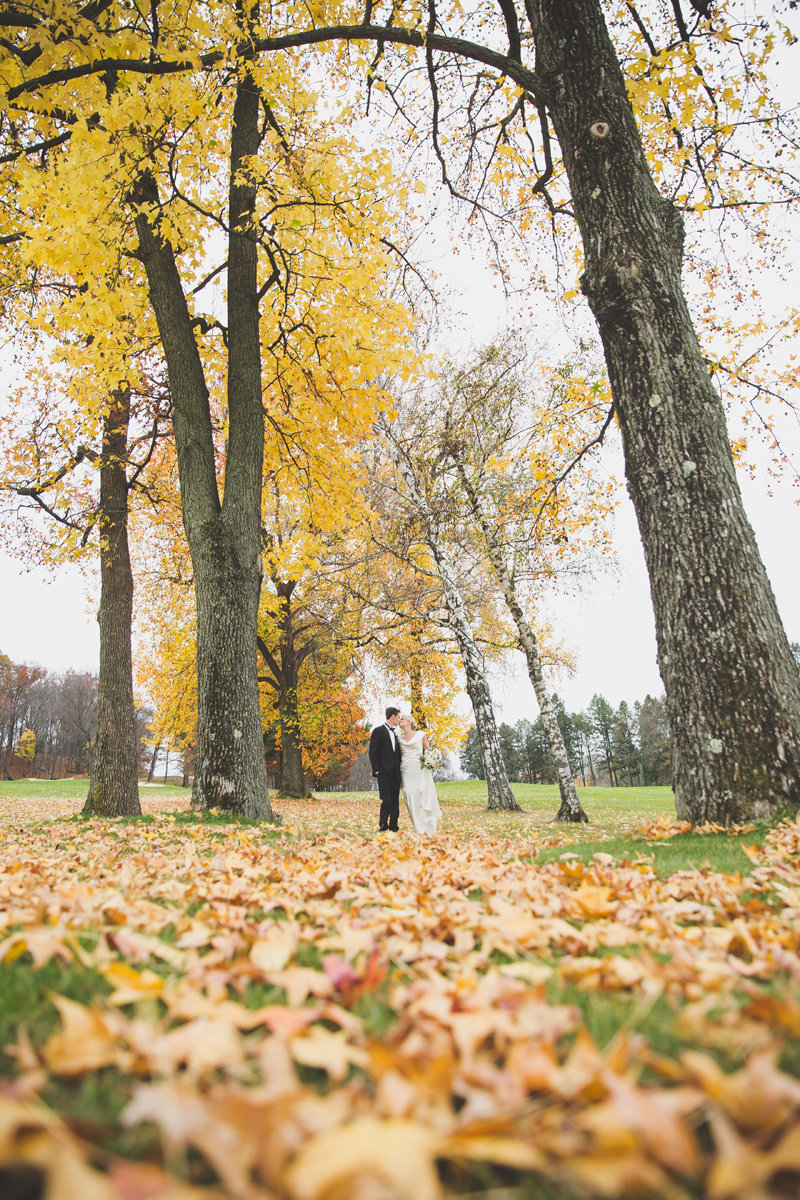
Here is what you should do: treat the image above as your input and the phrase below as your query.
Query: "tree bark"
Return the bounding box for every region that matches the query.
[84,389,141,817]
[133,73,275,820]
[457,466,588,822]
[382,423,520,811]
[257,580,310,798]
[529,0,800,823]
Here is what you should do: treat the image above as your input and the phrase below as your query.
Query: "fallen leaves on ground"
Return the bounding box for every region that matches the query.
[1,793,799,1199]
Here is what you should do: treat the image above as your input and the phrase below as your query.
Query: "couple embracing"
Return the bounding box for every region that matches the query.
[368,706,442,835]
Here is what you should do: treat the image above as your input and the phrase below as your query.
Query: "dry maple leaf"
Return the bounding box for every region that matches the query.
[43,996,124,1076]
[283,1117,443,1200]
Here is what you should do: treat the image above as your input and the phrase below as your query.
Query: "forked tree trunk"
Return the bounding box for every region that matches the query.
[133,74,275,820]
[84,389,141,817]
[457,467,588,822]
[530,0,800,822]
[382,424,520,812]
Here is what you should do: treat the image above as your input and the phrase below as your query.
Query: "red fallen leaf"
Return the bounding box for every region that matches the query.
[351,947,389,996]
[323,949,387,1002]
[322,955,360,990]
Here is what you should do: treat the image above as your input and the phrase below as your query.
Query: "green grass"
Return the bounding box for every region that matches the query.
[535,825,771,876]
[0,957,113,1075]
[0,777,677,843]
[436,779,674,814]
[0,776,675,819]
[438,780,675,829]
[0,777,190,802]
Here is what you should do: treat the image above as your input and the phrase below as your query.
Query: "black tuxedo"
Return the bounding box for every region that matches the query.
[369,722,402,831]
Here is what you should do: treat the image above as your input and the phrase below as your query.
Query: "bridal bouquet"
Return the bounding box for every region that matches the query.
[420,747,443,772]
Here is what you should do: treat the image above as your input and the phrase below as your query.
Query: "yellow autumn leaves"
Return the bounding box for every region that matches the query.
[2,790,800,1197]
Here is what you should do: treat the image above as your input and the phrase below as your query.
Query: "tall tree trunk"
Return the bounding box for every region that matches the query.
[530,0,800,822]
[457,467,588,822]
[133,74,275,820]
[382,424,520,811]
[276,585,307,797]
[278,684,305,797]
[84,389,141,817]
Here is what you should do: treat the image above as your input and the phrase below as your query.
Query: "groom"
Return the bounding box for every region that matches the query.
[369,706,402,832]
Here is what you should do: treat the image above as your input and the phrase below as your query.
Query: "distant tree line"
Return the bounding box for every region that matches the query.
[0,651,150,780]
[460,693,673,789]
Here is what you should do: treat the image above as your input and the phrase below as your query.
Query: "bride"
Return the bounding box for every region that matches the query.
[398,714,442,835]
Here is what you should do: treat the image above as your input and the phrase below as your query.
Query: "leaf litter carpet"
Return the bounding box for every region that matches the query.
[1,791,800,1198]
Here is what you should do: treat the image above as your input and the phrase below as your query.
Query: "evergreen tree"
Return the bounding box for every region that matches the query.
[460,727,485,780]
[498,723,524,782]
[588,694,618,786]
[637,695,673,787]
[613,701,641,787]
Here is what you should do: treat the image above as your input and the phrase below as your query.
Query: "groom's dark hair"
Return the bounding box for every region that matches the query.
[385,706,400,720]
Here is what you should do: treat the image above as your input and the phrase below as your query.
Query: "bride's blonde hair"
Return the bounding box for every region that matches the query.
[407,715,418,731]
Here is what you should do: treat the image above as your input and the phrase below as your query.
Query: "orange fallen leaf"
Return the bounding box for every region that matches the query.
[43,996,122,1076]
[284,1117,442,1200]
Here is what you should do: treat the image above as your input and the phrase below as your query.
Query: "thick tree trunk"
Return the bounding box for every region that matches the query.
[458,468,588,822]
[382,425,520,811]
[530,0,800,823]
[133,75,275,820]
[84,389,141,817]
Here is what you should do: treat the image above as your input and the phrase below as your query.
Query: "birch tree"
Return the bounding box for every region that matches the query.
[379,414,520,812]
[435,339,616,822]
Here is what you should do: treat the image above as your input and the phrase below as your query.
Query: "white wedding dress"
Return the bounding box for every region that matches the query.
[399,731,441,834]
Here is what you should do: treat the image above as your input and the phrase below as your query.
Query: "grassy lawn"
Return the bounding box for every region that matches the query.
[1,775,675,836]
[1,777,798,1198]
[0,776,191,802]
